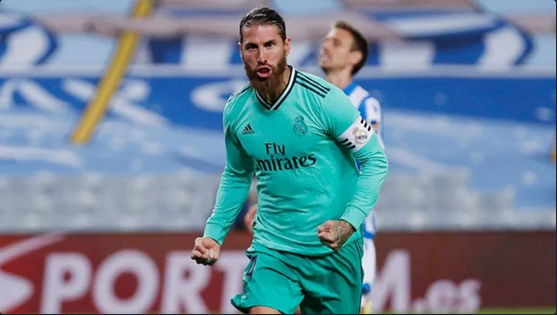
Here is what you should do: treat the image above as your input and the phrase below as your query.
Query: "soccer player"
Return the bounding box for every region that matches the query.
[245,20,385,313]
[191,7,388,315]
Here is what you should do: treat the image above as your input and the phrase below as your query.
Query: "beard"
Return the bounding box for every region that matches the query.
[244,55,288,102]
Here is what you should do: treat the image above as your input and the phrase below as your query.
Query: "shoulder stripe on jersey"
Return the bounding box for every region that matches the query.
[239,85,251,95]
[297,72,328,89]
[297,77,328,96]
[297,72,330,94]
[297,76,328,94]
[296,79,326,98]
[230,85,251,102]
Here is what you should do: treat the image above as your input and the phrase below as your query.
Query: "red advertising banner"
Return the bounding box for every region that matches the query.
[0,231,554,314]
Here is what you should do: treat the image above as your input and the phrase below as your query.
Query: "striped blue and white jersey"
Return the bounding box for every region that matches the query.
[344,81,384,240]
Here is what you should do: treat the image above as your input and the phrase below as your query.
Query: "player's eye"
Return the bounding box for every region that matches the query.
[264,42,275,48]
[245,44,258,50]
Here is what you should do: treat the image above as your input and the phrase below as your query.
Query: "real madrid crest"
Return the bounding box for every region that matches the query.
[353,128,368,144]
[293,115,308,137]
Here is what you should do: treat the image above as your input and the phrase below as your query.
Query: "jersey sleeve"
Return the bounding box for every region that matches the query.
[203,99,254,245]
[321,88,389,230]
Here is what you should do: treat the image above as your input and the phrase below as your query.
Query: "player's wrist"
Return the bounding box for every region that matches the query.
[202,229,224,247]
[207,236,221,246]
[339,219,356,232]
[340,206,367,232]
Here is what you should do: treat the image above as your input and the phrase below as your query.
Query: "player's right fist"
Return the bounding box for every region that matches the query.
[191,237,221,266]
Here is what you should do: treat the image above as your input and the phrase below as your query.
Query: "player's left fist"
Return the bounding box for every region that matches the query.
[317,220,355,252]
[191,237,221,266]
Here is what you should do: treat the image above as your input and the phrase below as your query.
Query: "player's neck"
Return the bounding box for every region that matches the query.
[325,69,353,90]
[257,66,292,104]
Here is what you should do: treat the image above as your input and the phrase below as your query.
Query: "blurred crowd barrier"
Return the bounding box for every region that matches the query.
[1,169,555,233]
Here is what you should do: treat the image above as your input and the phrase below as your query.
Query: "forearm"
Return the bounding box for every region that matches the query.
[340,134,389,229]
[203,168,252,245]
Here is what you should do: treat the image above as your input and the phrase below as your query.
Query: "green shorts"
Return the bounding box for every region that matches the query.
[231,238,364,314]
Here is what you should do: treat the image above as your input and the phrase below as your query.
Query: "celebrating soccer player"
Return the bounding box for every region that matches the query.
[245,19,385,314]
[191,7,388,314]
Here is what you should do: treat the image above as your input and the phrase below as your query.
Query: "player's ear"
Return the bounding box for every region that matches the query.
[238,42,245,62]
[284,37,291,56]
[349,50,363,67]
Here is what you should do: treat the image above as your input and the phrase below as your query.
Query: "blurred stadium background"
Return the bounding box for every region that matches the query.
[0,0,555,314]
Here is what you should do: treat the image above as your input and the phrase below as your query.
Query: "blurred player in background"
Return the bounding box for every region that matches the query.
[244,20,384,314]
[192,7,388,314]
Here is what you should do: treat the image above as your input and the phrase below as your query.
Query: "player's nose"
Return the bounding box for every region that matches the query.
[257,50,267,64]
[321,40,332,51]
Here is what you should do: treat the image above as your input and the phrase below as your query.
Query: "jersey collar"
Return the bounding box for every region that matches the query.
[255,66,297,111]
[343,81,358,96]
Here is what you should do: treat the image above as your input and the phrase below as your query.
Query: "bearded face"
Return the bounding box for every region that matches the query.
[240,24,291,101]
[244,53,287,96]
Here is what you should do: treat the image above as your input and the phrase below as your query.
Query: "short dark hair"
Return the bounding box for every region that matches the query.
[333,21,369,76]
[239,7,287,43]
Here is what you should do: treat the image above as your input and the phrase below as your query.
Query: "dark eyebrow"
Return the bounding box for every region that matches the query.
[264,39,277,45]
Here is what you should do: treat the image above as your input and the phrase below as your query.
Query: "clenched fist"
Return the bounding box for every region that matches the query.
[191,237,221,266]
[317,220,355,252]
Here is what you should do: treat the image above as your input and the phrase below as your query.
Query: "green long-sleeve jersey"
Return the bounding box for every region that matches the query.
[204,67,388,255]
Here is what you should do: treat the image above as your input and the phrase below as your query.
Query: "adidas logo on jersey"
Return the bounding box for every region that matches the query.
[242,124,255,135]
